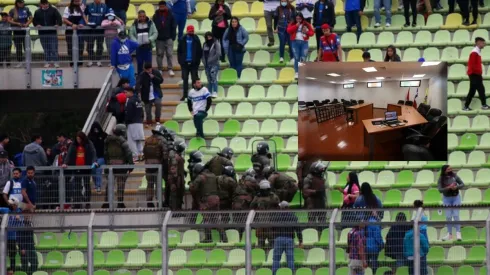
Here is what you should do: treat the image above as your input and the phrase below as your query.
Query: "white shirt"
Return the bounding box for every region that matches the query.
[188,87,210,115]
[296,0,314,18]
[264,0,281,11]
[296,24,305,40]
[3,179,23,203]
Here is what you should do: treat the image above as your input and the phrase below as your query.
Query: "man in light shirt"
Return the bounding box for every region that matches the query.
[187,79,212,139]
[3,168,23,204]
[261,0,280,46]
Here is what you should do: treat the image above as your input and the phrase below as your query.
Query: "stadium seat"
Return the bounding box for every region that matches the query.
[444,246,466,264]
[98,231,119,249]
[193,2,210,19]
[449,116,470,132]
[138,3,155,17]
[219,69,238,85]
[37,232,58,250]
[465,246,485,264]
[63,251,84,268]
[270,136,285,153]
[279,119,297,135]
[173,103,192,120]
[267,85,284,101]
[59,232,79,249]
[223,249,245,266]
[237,69,258,85]
[260,119,279,136]
[270,51,291,67]
[225,85,246,102]
[274,68,296,84]
[258,68,277,84]
[347,49,363,62]
[246,34,263,51]
[235,154,253,171]
[180,121,197,137]
[231,1,249,17]
[474,168,490,187]
[441,13,463,29]
[402,189,422,206]
[252,50,271,67]
[253,102,272,119]
[271,102,291,118]
[376,170,395,188]
[119,231,138,249]
[163,120,180,133]
[424,188,442,206]
[396,170,414,188]
[383,189,403,207]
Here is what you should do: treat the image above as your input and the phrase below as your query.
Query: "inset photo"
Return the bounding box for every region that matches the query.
[298,62,448,161]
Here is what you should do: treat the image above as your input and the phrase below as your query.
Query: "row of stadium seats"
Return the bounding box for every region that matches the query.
[210,85,298,102]
[449,133,490,150]
[448,81,490,97]
[184,136,298,154]
[449,116,490,132]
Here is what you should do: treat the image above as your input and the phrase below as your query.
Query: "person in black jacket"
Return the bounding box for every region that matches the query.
[105,0,129,23]
[107,78,130,124]
[177,25,202,101]
[89,122,108,193]
[63,131,97,209]
[312,0,335,50]
[385,212,411,268]
[209,0,231,62]
[153,1,177,76]
[17,219,38,275]
[33,0,62,68]
[136,62,164,126]
[124,87,145,162]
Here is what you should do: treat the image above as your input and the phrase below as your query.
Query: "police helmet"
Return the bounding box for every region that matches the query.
[151,124,167,136]
[256,141,270,155]
[189,150,204,163]
[222,165,236,178]
[164,129,177,141]
[259,180,271,190]
[174,138,187,153]
[192,162,206,176]
[309,161,327,177]
[243,168,256,178]
[262,166,276,179]
[220,147,234,159]
[113,124,127,137]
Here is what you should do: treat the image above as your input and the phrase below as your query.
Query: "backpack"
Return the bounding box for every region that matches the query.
[347,228,365,255]
[365,218,384,254]
[14,153,23,167]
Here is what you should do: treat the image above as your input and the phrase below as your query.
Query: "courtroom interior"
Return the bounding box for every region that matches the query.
[298,62,448,161]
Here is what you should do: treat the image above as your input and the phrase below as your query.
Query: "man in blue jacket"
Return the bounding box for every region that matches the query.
[404,228,429,275]
[111,31,139,87]
[85,0,112,67]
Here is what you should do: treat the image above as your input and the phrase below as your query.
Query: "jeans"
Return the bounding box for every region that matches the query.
[91,158,105,189]
[136,46,152,75]
[86,29,105,61]
[465,74,487,107]
[272,237,295,275]
[39,34,59,62]
[264,10,275,43]
[345,10,362,41]
[291,40,309,73]
[174,12,187,40]
[366,252,379,274]
[205,64,220,94]
[144,97,162,122]
[113,9,127,23]
[443,195,461,234]
[227,49,245,78]
[374,0,392,24]
[408,256,428,275]
[193,111,208,137]
[116,64,136,87]
[278,31,292,59]
[156,39,174,69]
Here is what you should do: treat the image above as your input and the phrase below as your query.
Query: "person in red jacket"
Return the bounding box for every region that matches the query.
[464,37,489,111]
[287,12,314,79]
[317,24,342,62]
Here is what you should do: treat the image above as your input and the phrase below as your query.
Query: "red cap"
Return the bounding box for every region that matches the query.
[187,25,195,32]
[321,24,330,30]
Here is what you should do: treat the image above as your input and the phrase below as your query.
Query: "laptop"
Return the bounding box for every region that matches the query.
[384,111,401,125]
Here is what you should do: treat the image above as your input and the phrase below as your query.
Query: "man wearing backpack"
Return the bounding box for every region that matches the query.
[347,225,368,275]
[3,168,23,205]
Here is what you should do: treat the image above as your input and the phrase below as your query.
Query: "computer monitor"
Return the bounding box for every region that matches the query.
[385,111,398,121]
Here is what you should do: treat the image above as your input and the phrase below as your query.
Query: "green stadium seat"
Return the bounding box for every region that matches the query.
[188,137,206,152]
[212,103,232,120]
[460,46,473,62]
[285,84,298,100]
[449,151,467,168]
[174,104,192,120]
[279,119,297,135]
[464,245,485,264]
[184,249,207,267]
[422,13,443,30]
[296,268,312,275]
[43,250,63,269]
[412,31,432,47]
[258,68,277,84]
[256,268,272,275]
[289,102,298,118]
[377,32,395,48]
[449,116,470,132]
[59,232,79,249]
[52,271,67,275]
[225,85,246,102]
[455,81,469,97]
[368,49,383,61]
[447,81,456,96]
[93,250,105,268]
[444,246,466,264]
[104,250,125,268]
[342,32,360,48]
[463,188,482,205]
[216,269,233,275]
[137,270,153,275]
[219,120,240,137]
[301,228,319,246]
[451,29,471,46]
[229,137,247,154]
[385,161,406,169]
[329,161,349,171]
[366,161,388,170]
[395,170,414,188]
[163,120,180,133]
[403,48,420,61]
[252,102,272,119]
[63,250,84,268]
[376,170,395,188]
[247,137,265,153]
[269,51,291,67]
[276,154,291,171]
[218,69,238,85]
[252,50,271,67]
[457,169,475,185]
[251,248,265,267]
[223,249,245,267]
[448,98,462,115]
[436,266,454,275]
[423,161,447,169]
[247,85,266,102]
[270,136,285,153]
[196,269,213,275]
[235,154,253,171]
[424,188,442,206]
[180,120,197,137]
[272,102,291,118]
[237,69,258,85]
[347,161,369,170]
[406,161,427,169]
[359,171,376,185]
[295,248,306,265]
[402,189,422,206]
[125,249,146,267]
[246,34,263,51]
[459,226,478,245]
[456,266,475,275]
[119,231,138,249]
[448,134,458,150]
[94,271,110,275]
[448,64,467,81]
[471,209,489,220]
[98,231,119,249]
[442,47,460,63]
[176,269,193,275]
[145,249,162,267]
[465,150,486,168]
[474,168,490,187]
[210,137,228,151]
[267,85,284,101]
[240,17,256,33]
[383,189,403,207]
[37,232,58,250]
[168,250,186,267]
[472,116,490,132]
[394,31,413,47]
[203,120,220,136]
[260,119,279,136]
[432,30,451,47]
[329,190,343,207]
[178,230,200,247]
[303,248,325,266]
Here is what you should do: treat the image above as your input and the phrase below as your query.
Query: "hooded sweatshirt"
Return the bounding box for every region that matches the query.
[101,16,123,37]
[110,38,139,67]
[403,229,429,259]
[22,142,48,167]
[89,122,108,158]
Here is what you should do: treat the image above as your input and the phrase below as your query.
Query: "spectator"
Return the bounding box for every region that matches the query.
[111,31,139,87]
[340,171,360,224]
[261,0,280,47]
[0,149,12,207]
[129,10,158,75]
[404,226,429,275]
[170,0,192,40]
[404,0,419,27]
[347,225,368,275]
[374,0,391,27]
[0,135,9,151]
[33,0,62,68]
[0,198,23,273]
[101,12,123,60]
[438,164,464,241]
[222,17,249,78]
[187,78,212,139]
[106,0,129,23]
[153,1,177,76]
[274,0,295,64]
[287,12,314,79]
[17,212,38,275]
[63,0,88,67]
[23,135,48,167]
[295,0,314,23]
[385,212,411,267]
[202,32,221,98]
[271,201,303,275]
[88,122,107,193]
[312,0,335,50]
[345,0,365,42]
[209,0,231,62]
[460,0,477,25]
[107,78,130,123]
[63,131,96,208]
[0,12,12,68]
[45,147,55,165]
[3,168,23,206]
[177,25,202,101]
[317,23,341,62]
[362,51,375,62]
[384,45,401,62]
[21,166,37,210]
[124,87,145,162]
[8,0,32,68]
[136,63,164,126]
[413,200,428,239]
[52,133,70,157]
[85,0,111,67]
[464,37,489,111]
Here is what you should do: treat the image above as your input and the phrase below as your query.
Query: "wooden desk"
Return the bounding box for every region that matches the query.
[347,103,374,124]
[362,106,428,160]
[387,104,403,116]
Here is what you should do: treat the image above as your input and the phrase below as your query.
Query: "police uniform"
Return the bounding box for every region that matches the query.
[303,162,327,225]
[143,133,166,207]
[167,147,185,210]
[269,172,298,202]
[251,180,280,247]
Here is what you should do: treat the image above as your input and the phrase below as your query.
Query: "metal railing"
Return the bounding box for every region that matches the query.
[0,207,489,275]
[82,67,115,134]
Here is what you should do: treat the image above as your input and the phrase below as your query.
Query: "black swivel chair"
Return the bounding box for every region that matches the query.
[405,101,413,106]
[324,99,330,104]
[358,100,364,104]
[417,103,431,118]
[351,100,358,105]
[306,102,315,108]
[402,123,448,161]
[313,100,320,106]
[426,108,442,121]
[331,99,339,104]
[397,100,405,104]
[299,101,306,107]
[405,115,447,146]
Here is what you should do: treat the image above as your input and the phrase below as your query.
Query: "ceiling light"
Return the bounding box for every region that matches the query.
[305,77,317,80]
[421,61,441,67]
[329,81,336,84]
[413,74,425,78]
[376,77,385,80]
[327,73,340,77]
[363,67,377,72]
[346,79,356,82]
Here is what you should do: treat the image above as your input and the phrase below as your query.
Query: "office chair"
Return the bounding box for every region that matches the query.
[324,99,330,104]
[358,100,364,104]
[313,100,320,106]
[426,108,442,121]
[405,116,447,146]
[405,101,413,106]
[299,101,306,107]
[306,102,315,108]
[351,100,358,105]
[332,99,339,104]
[417,103,431,118]
[402,124,448,161]
[397,100,405,104]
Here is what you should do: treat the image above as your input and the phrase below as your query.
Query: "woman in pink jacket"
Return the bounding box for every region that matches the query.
[101,12,123,61]
[287,12,314,79]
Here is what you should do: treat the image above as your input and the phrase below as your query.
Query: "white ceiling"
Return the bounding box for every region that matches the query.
[299,62,447,85]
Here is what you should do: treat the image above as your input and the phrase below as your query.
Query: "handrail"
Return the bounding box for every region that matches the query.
[82,68,115,134]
